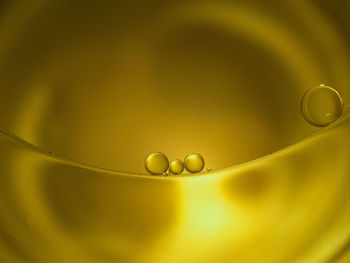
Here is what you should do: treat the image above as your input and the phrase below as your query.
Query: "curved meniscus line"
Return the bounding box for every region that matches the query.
[0,107,349,180]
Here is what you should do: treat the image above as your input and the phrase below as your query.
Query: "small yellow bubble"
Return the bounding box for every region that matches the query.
[169,159,184,175]
[301,85,343,127]
[162,170,170,176]
[144,152,169,175]
[184,153,205,174]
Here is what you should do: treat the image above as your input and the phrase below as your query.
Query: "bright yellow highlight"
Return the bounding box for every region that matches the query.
[1,110,350,262]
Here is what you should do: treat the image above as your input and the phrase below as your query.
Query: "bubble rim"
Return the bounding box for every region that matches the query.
[184,153,205,174]
[144,152,170,175]
[169,159,185,175]
[301,85,344,127]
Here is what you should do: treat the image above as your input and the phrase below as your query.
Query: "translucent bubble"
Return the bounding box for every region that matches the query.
[301,85,343,127]
[144,152,169,175]
[184,153,205,174]
[169,159,184,175]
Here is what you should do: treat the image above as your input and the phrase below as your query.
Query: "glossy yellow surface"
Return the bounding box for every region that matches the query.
[0,0,350,262]
[184,153,205,173]
[169,159,184,175]
[144,152,169,175]
[0,110,349,263]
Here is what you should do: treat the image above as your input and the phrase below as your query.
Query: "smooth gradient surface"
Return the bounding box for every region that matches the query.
[0,110,349,263]
[0,1,350,262]
[0,0,350,173]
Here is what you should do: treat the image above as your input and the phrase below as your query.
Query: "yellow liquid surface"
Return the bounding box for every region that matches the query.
[0,109,350,263]
[0,0,350,262]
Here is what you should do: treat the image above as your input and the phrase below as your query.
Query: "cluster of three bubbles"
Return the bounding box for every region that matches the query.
[145,152,205,175]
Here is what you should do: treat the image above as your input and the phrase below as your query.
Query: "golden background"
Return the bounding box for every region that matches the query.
[0,0,350,262]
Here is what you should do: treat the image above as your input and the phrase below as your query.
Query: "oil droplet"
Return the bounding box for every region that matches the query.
[184,153,205,174]
[169,159,184,175]
[145,152,169,175]
[162,170,170,176]
[301,85,343,127]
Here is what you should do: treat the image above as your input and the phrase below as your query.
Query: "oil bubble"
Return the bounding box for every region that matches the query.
[145,152,169,175]
[184,153,205,174]
[301,85,343,127]
[162,170,170,176]
[169,159,184,175]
